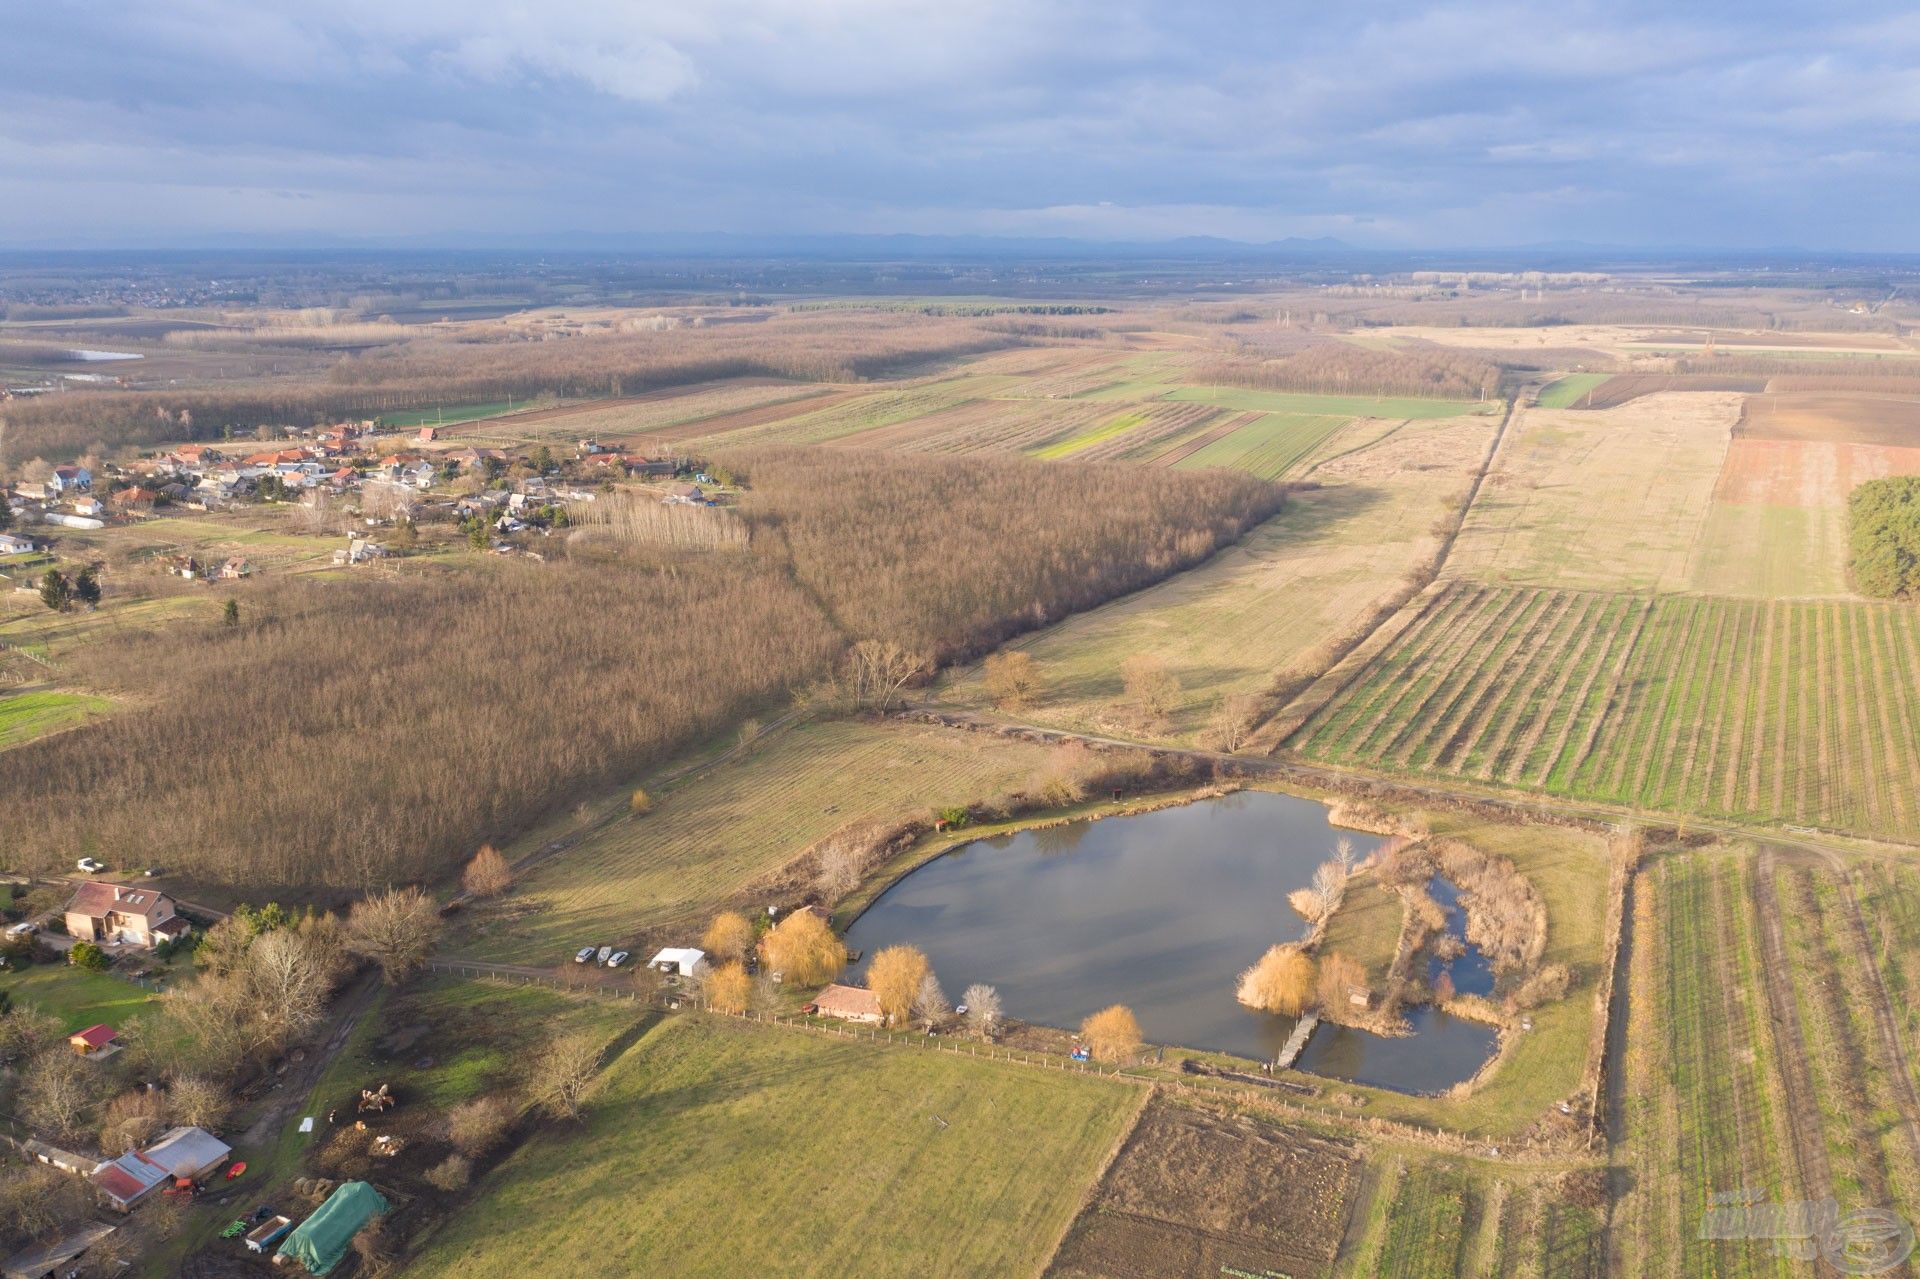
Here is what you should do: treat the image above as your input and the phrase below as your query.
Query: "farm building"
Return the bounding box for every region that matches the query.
[90,1151,169,1212]
[68,1024,119,1059]
[810,983,884,1024]
[648,947,709,978]
[20,1138,100,1177]
[0,533,34,555]
[277,1181,389,1276]
[63,882,187,950]
[2,1221,118,1279]
[142,1126,232,1180]
[217,557,255,579]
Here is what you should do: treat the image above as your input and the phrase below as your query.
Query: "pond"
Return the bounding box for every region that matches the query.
[843,790,1498,1094]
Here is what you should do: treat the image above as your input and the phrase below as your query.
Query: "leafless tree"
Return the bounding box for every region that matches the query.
[961,984,1002,1040]
[18,1050,105,1140]
[461,844,513,898]
[848,639,928,713]
[912,971,950,1030]
[346,886,443,984]
[1121,655,1180,724]
[447,1095,515,1158]
[166,1075,232,1130]
[527,1032,604,1120]
[815,836,863,904]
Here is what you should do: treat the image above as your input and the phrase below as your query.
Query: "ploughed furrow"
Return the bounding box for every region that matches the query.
[1374,587,1535,767]
[1649,599,1731,812]
[1293,581,1474,754]
[1554,596,1655,793]
[1324,584,1497,761]
[1462,589,1585,780]
[1500,591,1620,785]
[1408,588,1555,772]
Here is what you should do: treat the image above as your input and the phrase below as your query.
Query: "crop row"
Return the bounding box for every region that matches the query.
[1293,586,1920,841]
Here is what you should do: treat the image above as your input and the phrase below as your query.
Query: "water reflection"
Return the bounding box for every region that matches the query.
[843,791,1500,1093]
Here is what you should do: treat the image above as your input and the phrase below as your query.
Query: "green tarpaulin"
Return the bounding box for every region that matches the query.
[276,1181,388,1276]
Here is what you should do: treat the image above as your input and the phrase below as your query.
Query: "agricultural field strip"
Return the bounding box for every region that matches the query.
[1775,864,1919,1215]
[1293,587,1920,841]
[1171,412,1351,480]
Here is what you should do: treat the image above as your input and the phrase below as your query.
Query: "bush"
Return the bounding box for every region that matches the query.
[425,1154,472,1192]
[629,788,655,815]
[461,844,513,898]
[446,1095,515,1159]
[1079,1005,1141,1064]
[69,941,107,971]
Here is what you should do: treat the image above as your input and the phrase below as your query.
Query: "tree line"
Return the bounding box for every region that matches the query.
[1193,343,1501,400]
[1851,476,1920,598]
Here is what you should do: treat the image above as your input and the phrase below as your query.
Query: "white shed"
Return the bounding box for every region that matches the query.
[647,947,709,978]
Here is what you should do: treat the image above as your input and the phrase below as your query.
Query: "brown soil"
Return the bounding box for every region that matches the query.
[1579,374,1767,409]
[1736,391,1920,447]
[1047,1098,1360,1279]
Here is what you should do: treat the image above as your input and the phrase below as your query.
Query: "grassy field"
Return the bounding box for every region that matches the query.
[1169,411,1349,479]
[404,1015,1142,1279]
[1338,1154,1601,1279]
[1292,584,1920,841]
[936,416,1495,745]
[454,718,1061,964]
[4,962,159,1033]
[379,399,535,428]
[1444,393,1738,593]
[1162,386,1489,419]
[1318,874,1404,985]
[1534,373,1610,409]
[1610,851,1802,1278]
[0,689,110,748]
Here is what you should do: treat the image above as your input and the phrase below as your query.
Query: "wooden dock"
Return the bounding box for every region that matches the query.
[1275,1012,1320,1070]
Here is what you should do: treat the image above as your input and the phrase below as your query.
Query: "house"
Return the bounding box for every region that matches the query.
[68,1024,120,1059]
[47,465,91,494]
[277,1181,388,1276]
[71,496,105,518]
[810,983,884,1024]
[625,456,675,477]
[109,486,158,513]
[169,443,224,467]
[416,426,438,442]
[1346,985,1373,1010]
[331,537,387,567]
[2,1221,118,1279]
[647,947,709,979]
[142,1126,232,1180]
[0,533,34,556]
[218,557,255,580]
[64,881,188,950]
[90,1150,170,1211]
[663,483,705,505]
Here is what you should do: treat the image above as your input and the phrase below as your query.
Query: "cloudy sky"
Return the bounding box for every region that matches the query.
[8,1,1920,249]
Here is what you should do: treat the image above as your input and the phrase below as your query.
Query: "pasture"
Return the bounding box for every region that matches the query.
[1444,393,1739,593]
[1162,385,1489,419]
[1340,1156,1601,1279]
[1168,411,1349,479]
[403,1015,1142,1279]
[0,689,109,749]
[1534,372,1609,408]
[935,413,1493,745]
[453,718,1060,964]
[1293,583,1920,841]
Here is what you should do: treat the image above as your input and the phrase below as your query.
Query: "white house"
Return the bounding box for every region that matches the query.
[0,533,33,556]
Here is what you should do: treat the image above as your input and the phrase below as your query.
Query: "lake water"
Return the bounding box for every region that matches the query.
[844,790,1499,1093]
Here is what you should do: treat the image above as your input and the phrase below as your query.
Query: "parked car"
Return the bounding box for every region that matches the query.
[4,921,36,939]
[574,946,597,964]
[76,857,105,873]
[607,951,629,969]
[595,945,613,965]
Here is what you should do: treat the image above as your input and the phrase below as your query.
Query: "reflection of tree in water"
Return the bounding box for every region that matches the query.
[1032,822,1091,858]
[1298,1023,1369,1081]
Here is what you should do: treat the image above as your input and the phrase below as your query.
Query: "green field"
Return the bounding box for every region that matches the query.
[455,718,1059,964]
[1293,583,1920,840]
[1339,1156,1600,1279]
[1611,853,1800,1278]
[1161,386,1489,419]
[4,963,159,1034]
[0,689,110,748]
[378,400,536,428]
[1534,373,1609,408]
[405,1015,1142,1279]
[1170,412,1349,479]
[1029,410,1146,460]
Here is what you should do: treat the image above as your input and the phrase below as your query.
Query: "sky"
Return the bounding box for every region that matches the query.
[8,1,1920,250]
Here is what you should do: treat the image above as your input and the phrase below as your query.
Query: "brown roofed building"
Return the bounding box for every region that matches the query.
[809,983,883,1024]
[64,882,184,950]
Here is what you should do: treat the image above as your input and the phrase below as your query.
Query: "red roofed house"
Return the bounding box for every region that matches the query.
[69,1024,119,1058]
[64,882,188,950]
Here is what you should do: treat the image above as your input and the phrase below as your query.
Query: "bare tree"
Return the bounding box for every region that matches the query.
[815,836,863,904]
[912,971,950,1031]
[165,1075,232,1130]
[1120,655,1180,724]
[447,1095,515,1158]
[346,886,443,983]
[527,1032,604,1120]
[848,640,928,713]
[961,984,1002,1040]
[1206,692,1262,751]
[19,1050,104,1140]
[360,480,416,523]
[99,1089,166,1156]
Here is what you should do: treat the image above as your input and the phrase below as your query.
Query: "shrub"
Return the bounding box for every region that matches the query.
[461,844,513,898]
[446,1095,515,1158]
[701,962,752,1015]
[629,788,655,815]
[867,945,930,1027]
[69,941,107,971]
[425,1154,472,1192]
[1079,1005,1142,1064]
[1235,945,1316,1015]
